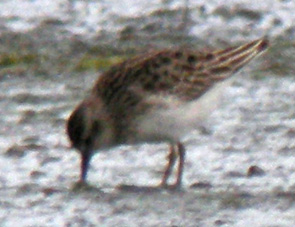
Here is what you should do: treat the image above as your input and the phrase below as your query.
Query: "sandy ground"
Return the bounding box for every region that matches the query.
[1,71,295,226]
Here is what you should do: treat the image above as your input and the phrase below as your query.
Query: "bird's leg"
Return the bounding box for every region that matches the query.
[172,142,186,189]
[160,144,177,188]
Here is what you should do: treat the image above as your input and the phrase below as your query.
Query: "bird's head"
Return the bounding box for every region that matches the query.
[66,96,115,182]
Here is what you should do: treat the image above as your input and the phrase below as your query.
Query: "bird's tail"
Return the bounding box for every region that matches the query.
[202,38,269,79]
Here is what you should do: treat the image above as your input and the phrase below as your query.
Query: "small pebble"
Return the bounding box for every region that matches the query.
[117,184,162,193]
[42,187,61,196]
[247,165,265,177]
[30,170,45,179]
[225,171,244,178]
[190,181,212,189]
[5,145,27,158]
[215,220,226,226]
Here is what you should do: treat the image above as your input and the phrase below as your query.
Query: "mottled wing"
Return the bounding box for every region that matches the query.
[132,38,269,101]
[94,38,268,105]
[172,38,269,100]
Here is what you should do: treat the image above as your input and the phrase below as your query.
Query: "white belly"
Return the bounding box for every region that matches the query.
[137,78,234,142]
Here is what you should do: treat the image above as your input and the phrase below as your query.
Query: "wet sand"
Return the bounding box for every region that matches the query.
[1,72,295,226]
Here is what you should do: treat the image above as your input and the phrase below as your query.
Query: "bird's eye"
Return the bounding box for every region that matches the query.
[67,106,85,148]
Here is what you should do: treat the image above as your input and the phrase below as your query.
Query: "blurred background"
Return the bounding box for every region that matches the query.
[0,0,293,77]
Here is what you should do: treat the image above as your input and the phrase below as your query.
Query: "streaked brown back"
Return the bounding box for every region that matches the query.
[93,38,268,102]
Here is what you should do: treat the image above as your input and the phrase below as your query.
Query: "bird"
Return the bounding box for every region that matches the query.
[67,38,269,189]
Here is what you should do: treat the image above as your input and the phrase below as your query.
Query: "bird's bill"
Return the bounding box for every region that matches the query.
[80,149,92,182]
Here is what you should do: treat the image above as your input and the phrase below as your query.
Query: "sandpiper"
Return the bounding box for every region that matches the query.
[67,38,268,189]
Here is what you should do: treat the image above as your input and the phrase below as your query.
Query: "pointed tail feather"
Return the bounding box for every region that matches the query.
[205,38,269,77]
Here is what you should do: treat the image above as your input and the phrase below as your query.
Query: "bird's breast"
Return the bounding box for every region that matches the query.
[135,78,234,142]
